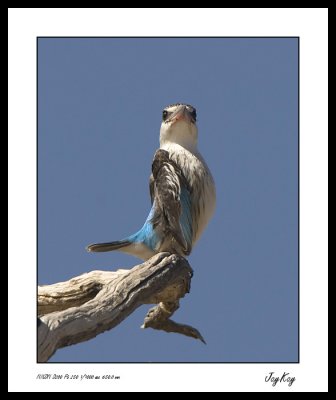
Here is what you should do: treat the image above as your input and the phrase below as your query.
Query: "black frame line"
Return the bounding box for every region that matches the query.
[38,36,297,39]
[37,36,300,364]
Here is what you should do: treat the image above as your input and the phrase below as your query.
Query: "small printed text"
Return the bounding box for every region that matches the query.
[36,374,120,381]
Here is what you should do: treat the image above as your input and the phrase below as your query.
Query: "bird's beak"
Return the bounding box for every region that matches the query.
[170,105,192,124]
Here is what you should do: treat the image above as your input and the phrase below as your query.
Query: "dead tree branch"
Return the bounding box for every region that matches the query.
[38,252,204,362]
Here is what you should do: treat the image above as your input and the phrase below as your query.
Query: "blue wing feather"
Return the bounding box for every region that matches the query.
[128,206,160,251]
[127,150,193,255]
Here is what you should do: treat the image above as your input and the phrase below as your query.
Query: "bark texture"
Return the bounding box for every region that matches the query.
[38,253,204,362]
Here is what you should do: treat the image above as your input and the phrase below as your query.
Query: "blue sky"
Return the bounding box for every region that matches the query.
[38,38,298,362]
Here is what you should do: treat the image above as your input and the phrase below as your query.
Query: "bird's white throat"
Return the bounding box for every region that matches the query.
[159,119,198,154]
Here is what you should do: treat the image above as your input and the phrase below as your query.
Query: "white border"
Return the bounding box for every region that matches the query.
[8,8,328,392]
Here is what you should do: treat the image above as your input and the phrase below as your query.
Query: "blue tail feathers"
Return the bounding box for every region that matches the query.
[87,192,192,255]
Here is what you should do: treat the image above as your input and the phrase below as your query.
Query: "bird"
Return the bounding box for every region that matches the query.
[86,103,216,260]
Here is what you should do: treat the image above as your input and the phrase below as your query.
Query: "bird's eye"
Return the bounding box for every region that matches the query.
[162,110,168,121]
[191,109,197,121]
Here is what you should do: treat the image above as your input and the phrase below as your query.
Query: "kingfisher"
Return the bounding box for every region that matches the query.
[87,103,216,260]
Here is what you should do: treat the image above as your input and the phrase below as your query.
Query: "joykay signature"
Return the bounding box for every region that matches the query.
[265,372,296,387]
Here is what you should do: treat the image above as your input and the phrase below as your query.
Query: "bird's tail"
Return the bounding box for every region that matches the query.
[86,240,131,253]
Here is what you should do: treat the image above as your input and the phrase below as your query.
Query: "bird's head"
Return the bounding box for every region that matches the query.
[159,103,198,151]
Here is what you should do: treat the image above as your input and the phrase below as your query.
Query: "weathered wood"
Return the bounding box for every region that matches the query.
[38,253,204,362]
